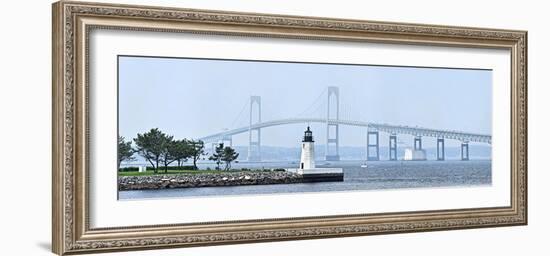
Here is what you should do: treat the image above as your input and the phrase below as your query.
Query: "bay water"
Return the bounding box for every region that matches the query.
[119,160,491,200]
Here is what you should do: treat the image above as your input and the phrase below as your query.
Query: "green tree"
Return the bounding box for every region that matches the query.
[170,139,192,168]
[117,136,135,169]
[221,146,239,171]
[188,139,206,170]
[159,134,176,173]
[208,143,224,170]
[133,128,171,173]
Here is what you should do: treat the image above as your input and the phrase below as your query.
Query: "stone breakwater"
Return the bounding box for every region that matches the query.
[118,171,304,191]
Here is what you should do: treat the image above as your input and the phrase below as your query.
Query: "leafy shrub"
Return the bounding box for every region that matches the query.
[118,167,143,172]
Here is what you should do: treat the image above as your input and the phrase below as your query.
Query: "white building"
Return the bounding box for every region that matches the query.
[403,148,427,161]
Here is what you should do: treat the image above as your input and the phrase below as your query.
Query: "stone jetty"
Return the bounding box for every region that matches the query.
[118,171,305,191]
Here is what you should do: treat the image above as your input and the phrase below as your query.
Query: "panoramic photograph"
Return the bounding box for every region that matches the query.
[117,55,492,200]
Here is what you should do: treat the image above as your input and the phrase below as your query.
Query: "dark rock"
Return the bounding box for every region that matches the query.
[118,171,304,191]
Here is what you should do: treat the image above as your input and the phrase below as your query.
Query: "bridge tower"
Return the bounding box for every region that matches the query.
[247,96,261,162]
[325,86,340,161]
[414,136,423,150]
[389,134,397,161]
[367,129,380,161]
[461,141,469,161]
[436,138,445,161]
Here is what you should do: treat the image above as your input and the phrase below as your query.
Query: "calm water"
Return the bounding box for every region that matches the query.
[118,160,491,200]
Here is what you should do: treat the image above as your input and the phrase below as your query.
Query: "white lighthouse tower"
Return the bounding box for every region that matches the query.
[287,126,344,182]
[300,126,315,169]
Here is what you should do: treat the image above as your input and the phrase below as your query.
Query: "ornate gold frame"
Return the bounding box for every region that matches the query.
[52,1,527,255]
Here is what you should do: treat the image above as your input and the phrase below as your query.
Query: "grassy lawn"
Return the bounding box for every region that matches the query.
[118,169,276,177]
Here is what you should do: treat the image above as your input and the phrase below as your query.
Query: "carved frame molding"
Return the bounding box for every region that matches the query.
[52,1,527,255]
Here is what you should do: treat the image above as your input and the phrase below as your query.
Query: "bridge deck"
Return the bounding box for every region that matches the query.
[198,118,491,144]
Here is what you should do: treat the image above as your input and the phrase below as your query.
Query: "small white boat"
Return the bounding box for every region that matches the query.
[360,162,368,168]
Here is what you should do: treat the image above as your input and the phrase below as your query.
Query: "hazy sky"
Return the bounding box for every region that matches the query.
[118,56,492,148]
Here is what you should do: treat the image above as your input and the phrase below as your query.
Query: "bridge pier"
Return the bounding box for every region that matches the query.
[211,142,218,154]
[221,135,232,147]
[248,96,261,162]
[389,134,397,161]
[436,138,445,161]
[414,136,423,150]
[461,142,469,161]
[367,131,380,161]
[325,86,340,161]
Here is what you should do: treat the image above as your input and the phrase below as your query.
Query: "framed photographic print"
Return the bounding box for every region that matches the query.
[52,1,527,255]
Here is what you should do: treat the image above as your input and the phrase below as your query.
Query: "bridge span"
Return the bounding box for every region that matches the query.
[198,86,490,162]
[198,117,491,161]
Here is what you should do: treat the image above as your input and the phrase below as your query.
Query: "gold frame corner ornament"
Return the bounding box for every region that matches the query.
[52,1,527,255]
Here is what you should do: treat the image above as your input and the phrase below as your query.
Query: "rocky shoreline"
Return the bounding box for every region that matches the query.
[118,171,305,191]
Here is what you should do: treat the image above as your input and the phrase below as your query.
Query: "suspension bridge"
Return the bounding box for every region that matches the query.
[198,86,491,162]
